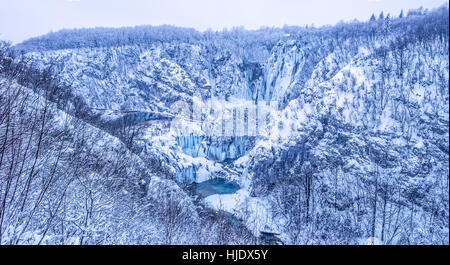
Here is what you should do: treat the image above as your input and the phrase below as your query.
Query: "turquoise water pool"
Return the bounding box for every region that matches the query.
[192,178,240,197]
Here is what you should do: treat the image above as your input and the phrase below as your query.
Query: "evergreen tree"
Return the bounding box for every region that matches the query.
[384,13,391,34]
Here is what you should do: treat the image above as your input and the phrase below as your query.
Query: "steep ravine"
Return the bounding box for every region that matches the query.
[12,10,449,243]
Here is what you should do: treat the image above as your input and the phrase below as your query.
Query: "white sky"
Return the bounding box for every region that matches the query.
[0,0,447,44]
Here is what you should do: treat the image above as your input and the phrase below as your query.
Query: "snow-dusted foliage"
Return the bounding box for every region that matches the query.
[1,5,448,244]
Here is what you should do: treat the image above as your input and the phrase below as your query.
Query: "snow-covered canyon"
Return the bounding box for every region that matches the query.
[1,6,448,244]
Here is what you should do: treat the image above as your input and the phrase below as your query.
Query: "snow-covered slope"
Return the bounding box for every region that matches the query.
[4,6,448,244]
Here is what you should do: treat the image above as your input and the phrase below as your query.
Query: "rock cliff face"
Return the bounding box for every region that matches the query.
[8,6,449,244]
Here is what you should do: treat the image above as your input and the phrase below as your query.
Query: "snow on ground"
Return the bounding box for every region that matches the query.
[203,189,282,236]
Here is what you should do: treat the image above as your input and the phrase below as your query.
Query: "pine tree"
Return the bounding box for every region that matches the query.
[384,13,391,35]
[370,13,376,22]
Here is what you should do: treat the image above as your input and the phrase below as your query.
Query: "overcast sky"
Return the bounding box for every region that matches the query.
[0,0,447,44]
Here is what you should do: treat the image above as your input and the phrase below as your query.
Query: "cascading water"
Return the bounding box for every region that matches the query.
[176,135,251,162]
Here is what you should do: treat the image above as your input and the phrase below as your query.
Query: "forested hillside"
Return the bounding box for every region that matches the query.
[1,5,448,244]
